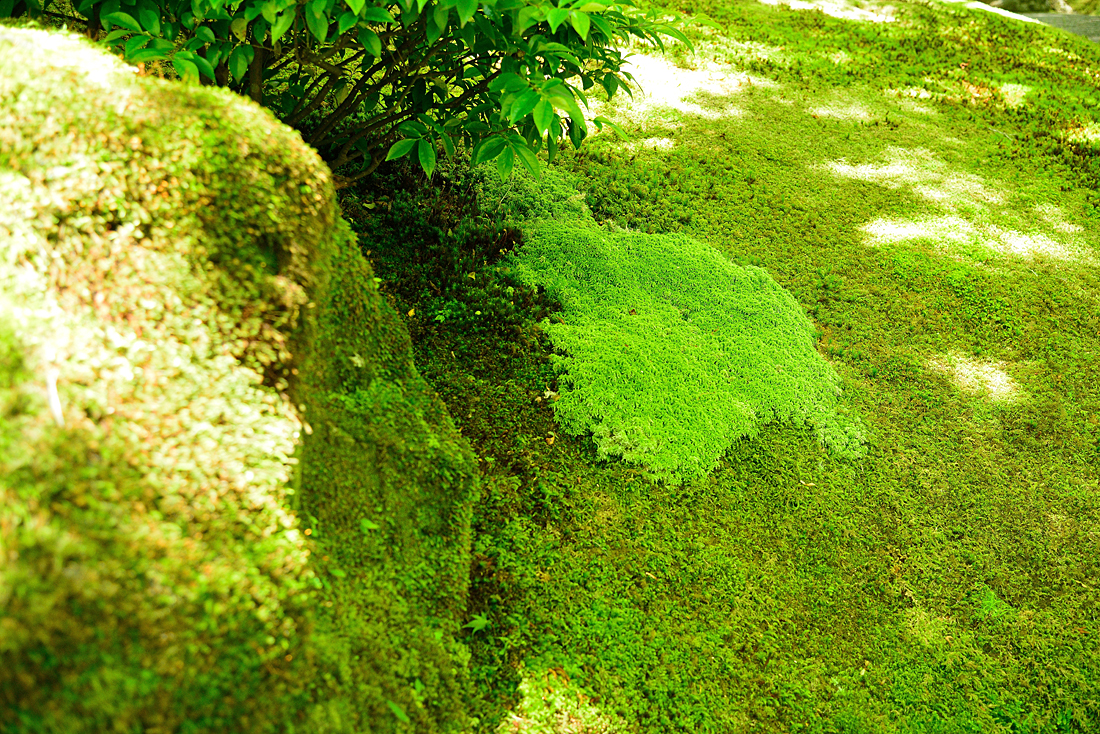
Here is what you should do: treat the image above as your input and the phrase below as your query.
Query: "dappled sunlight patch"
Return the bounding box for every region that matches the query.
[926,351,1020,402]
[756,0,899,23]
[819,146,1005,206]
[17,26,137,90]
[888,86,934,100]
[1060,121,1100,146]
[883,87,938,116]
[860,214,1090,264]
[499,668,620,733]
[1032,203,1083,234]
[593,52,773,127]
[819,147,1097,264]
[998,83,1030,110]
[984,224,1081,262]
[621,136,675,154]
[807,99,873,122]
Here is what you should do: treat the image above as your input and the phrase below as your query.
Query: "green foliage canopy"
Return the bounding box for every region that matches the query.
[4,0,693,182]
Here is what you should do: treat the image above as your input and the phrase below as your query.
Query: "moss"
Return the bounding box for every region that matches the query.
[500,224,862,483]
[0,25,475,733]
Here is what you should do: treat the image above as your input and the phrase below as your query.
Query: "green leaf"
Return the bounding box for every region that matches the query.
[548,88,586,134]
[417,139,437,178]
[456,0,476,25]
[566,115,585,148]
[515,5,541,34]
[427,2,448,43]
[103,29,131,43]
[568,9,588,39]
[593,114,627,139]
[205,41,227,68]
[271,10,295,41]
[496,146,514,180]
[230,17,249,40]
[660,25,691,49]
[358,27,381,57]
[471,136,506,164]
[397,120,427,137]
[124,34,151,57]
[546,6,568,33]
[488,72,526,93]
[600,72,619,99]
[129,46,171,62]
[439,131,455,158]
[194,25,216,42]
[359,518,380,532]
[172,56,200,84]
[345,0,364,11]
[261,0,276,22]
[192,52,216,80]
[102,11,141,32]
[463,612,492,632]
[574,1,606,11]
[308,0,326,17]
[514,143,540,178]
[385,138,418,161]
[360,5,391,22]
[531,99,554,137]
[415,113,443,134]
[588,12,612,40]
[305,8,328,41]
[252,17,268,42]
[138,6,160,33]
[386,700,411,724]
[228,44,254,81]
[507,88,540,124]
[338,10,357,32]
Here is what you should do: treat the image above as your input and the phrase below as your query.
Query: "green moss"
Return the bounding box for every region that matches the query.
[377,1,1100,730]
[0,25,476,733]
[291,220,479,731]
[507,219,864,483]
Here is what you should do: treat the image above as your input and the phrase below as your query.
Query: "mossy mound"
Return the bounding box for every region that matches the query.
[0,25,476,733]
[492,169,865,483]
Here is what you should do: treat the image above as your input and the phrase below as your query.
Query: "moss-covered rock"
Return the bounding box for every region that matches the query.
[0,25,477,733]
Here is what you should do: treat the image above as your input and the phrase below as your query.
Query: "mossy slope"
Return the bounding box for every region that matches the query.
[0,25,476,733]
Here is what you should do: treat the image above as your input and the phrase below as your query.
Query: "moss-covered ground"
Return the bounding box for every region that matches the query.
[344,0,1100,730]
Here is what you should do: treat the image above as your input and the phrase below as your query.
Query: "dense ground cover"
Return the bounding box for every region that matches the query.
[344,0,1100,730]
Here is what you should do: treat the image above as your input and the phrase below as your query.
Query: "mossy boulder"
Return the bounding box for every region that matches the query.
[0,25,477,733]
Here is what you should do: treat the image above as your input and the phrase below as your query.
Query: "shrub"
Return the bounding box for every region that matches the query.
[2,0,694,183]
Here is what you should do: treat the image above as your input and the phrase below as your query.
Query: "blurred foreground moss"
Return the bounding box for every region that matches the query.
[0,25,476,733]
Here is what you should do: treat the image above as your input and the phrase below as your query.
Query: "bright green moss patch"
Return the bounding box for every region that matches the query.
[509,220,864,482]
